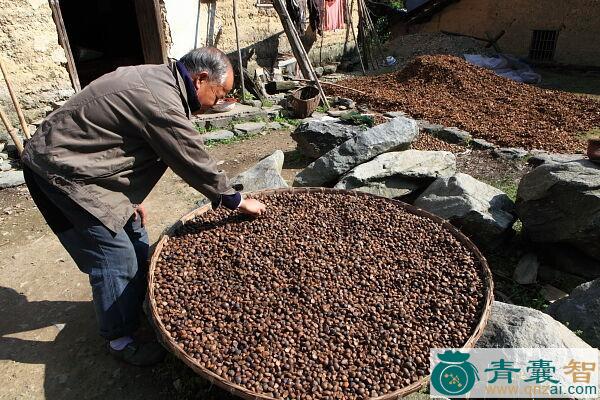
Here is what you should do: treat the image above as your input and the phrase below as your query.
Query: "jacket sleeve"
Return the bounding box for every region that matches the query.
[140,106,236,203]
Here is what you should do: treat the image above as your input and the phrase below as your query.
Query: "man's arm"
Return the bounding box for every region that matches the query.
[140,106,234,205]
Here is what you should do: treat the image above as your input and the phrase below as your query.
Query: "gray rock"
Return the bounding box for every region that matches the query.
[417,120,444,132]
[547,279,600,348]
[431,127,472,145]
[294,117,419,187]
[513,252,539,284]
[230,150,288,193]
[0,143,4,152]
[265,81,300,93]
[537,243,600,280]
[493,147,529,159]
[334,150,456,198]
[326,109,348,118]
[516,160,600,261]
[267,122,282,130]
[323,64,337,74]
[263,105,283,118]
[471,138,496,150]
[384,111,408,118]
[0,170,25,189]
[0,152,8,160]
[476,301,593,348]
[205,118,232,130]
[336,178,422,199]
[541,284,568,303]
[200,130,234,141]
[250,100,263,108]
[1,161,12,172]
[314,67,324,77]
[414,173,516,247]
[291,120,364,159]
[527,151,584,167]
[233,122,266,136]
[336,97,355,109]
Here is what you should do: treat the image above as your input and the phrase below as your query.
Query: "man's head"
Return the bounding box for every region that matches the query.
[180,47,234,114]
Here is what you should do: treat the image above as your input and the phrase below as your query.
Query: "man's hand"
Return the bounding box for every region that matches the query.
[133,204,148,227]
[238,198,266,216]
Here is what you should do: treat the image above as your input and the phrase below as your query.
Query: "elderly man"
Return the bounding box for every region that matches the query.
[21,47,265,366]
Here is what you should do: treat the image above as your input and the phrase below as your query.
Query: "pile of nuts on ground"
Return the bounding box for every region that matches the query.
[411,132,465,153]
[153,191,487,399]
[327,55,600,153]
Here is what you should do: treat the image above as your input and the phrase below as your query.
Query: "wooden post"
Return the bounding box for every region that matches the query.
[0,105,24,156]
[134,0,168,64]
[346,0,365,74]
[48,0,81,92]
[232,0,247,102]
[271,0,329,107]
[0,59,30,140]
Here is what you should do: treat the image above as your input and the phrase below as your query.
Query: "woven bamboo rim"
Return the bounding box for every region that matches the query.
[148,187,494,400]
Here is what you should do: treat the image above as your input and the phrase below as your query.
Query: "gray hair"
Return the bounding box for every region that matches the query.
[180,47,232,85]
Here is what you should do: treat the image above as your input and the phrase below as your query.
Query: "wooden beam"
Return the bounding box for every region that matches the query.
[271,0,329,107]
[232,0,246,102]
[134,0,168,64]
[0,59,31,140]
[0,105,24,156]
[48,0,81,92]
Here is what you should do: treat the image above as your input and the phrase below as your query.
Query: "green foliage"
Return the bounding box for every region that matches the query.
[203,132,260,148]
[273,115,302,126]
[484,177,519,202]
[389,0,405,10]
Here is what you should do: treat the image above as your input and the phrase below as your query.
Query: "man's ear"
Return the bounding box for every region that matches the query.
[193,71,210,90]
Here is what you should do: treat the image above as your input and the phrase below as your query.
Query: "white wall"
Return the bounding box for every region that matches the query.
[163,0,222,58]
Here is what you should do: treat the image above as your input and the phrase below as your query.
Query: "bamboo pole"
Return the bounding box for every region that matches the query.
[0,59,30,140]
[271,0,329,108]
[232,0,247,103]
[346,0,366,75]
[288,78,367,95]
[0,105,24,156]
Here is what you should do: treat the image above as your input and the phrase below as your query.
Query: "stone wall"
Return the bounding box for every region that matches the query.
[0,0,73,130]
[163,0,357,70]
[411,0,600,67]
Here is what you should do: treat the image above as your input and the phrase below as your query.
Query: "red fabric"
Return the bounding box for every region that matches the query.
[324,0,345,31]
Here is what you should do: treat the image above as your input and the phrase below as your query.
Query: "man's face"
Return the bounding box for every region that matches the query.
[192,67,234,114]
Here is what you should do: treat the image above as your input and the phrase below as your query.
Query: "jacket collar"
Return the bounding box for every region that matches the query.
[168,59,200,119]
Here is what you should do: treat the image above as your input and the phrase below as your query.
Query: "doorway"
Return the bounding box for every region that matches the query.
[49,0,166,89]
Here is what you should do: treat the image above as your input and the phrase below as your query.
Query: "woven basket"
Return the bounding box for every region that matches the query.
[148,188,494,400]
[289,86,321,118]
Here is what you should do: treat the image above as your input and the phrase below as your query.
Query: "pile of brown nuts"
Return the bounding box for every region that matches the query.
[153,191,486,399]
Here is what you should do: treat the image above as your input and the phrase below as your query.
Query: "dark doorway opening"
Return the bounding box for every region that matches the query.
[58,0,144,87]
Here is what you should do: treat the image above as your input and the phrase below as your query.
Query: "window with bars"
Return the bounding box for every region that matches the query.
[256,0,273,7]
[529,30,559,61]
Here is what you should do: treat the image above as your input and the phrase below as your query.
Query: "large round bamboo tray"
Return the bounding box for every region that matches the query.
[148,187,494,400]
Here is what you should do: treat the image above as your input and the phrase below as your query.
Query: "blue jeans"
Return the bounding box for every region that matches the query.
[24,168,149,340]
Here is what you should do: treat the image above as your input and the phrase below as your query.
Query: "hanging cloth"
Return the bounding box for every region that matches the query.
[324,0,345,31]
[308,0,323,35]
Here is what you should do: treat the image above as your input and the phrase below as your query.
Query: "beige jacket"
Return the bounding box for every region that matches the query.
[22,61,234,232]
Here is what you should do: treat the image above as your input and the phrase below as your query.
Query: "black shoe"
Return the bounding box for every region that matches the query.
[109,340,166,367]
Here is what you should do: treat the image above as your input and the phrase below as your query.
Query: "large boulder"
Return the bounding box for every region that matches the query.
[293,117,419,187]
[291,120,364,159]
[231,150,288,192]
[414,173,516,247]
[546,279,600,348]
[334,150,456,198]
[477,301,593,348]
[0,170,25,189]
[516,159,600,261]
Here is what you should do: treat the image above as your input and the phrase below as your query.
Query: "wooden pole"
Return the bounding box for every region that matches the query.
[0,59,30,140]
[271,0,329,107]
[232,0,247,103]
[288,78,367,95]
[0,105,24,156]
[346,0,366,74]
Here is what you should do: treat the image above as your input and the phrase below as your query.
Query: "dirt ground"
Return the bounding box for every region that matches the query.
[0,128,540,400]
